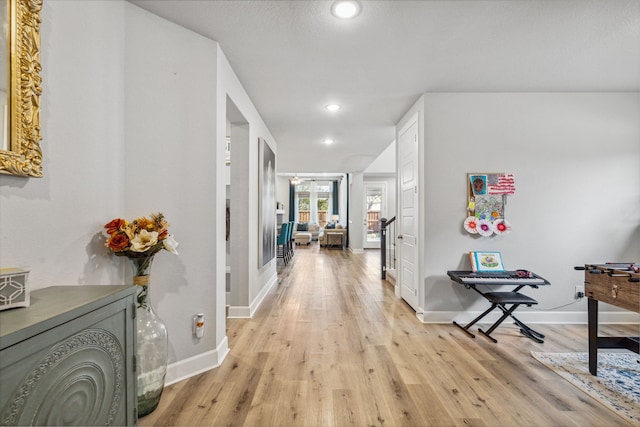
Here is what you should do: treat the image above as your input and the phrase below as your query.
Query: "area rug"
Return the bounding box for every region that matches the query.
[531,351,640,424]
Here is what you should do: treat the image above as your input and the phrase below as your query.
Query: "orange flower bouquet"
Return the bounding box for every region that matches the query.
[103,212,178,259]
[104,213,176,416]
[103,212,178,287]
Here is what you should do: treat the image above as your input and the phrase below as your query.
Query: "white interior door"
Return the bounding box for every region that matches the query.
[363,182,386,249]
[398,116,419,311]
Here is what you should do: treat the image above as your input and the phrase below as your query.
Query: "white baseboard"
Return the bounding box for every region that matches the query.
[349,247,364,254]
[250,273,278,315]
[227,272,278,319]
[418,310,640,324]
[165,336,229,386]
[227,305,250,318]
[385,269,396,283]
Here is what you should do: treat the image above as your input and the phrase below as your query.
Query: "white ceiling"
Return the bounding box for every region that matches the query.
[129,0,640,173]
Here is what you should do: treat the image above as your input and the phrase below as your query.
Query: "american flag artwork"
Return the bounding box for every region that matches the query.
[487,173,515,195]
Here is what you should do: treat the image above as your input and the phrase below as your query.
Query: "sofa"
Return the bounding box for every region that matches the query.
[318,224,347,247]
[293,222,320,241]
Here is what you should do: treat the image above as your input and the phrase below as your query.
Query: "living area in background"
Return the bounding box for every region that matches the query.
[291,220,347,248]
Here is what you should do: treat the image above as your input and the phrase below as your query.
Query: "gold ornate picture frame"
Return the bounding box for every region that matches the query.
[0,0,43,177]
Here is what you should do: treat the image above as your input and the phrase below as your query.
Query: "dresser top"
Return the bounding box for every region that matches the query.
[0,285,136,349]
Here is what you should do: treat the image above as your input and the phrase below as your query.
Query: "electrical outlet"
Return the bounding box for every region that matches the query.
[575,284,585,300]
[193,313,205,338]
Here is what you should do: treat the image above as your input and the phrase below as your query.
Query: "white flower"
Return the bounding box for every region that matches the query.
[163,234,179,255]
[130,230,159,252]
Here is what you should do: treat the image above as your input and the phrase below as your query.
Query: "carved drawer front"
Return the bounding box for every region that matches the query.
[0,286,136,426]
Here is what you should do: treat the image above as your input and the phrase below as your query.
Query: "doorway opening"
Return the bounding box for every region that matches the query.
[363,182,387,249]
[226,96,250,317]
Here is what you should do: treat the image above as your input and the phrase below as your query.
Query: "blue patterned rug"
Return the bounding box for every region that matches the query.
[532,351,640,424]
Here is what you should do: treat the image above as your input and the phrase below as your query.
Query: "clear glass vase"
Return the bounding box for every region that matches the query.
[129,255,168,418]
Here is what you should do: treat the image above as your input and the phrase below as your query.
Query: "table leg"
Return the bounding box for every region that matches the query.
[453,304,498,339]
[478,304,545,344]
[588,298,598,375]
[478,307,512,343]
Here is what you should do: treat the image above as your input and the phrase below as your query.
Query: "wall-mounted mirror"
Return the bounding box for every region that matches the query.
[0,0,42,178]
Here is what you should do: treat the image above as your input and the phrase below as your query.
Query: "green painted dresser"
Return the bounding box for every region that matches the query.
[0,285,137,426]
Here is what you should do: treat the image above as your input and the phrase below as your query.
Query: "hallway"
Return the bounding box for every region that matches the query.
[140,246,632,426]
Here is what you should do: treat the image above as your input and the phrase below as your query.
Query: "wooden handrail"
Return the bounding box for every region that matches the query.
[381,216,396,229]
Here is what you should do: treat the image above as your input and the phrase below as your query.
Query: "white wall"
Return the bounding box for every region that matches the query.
[365,140,397,220]
[403,92,640,323]
[365,140,396,175]
[348,172,364,253]
[365,140,397,221]
[217,47,278,318]
[228,122,251,311]
[124,3,227,380]
[0,0,279,387]
[0,1,125,288]
[125,4,278,375]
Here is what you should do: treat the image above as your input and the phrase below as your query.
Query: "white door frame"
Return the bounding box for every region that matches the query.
[363,181,387,249]
[397,113,420,312]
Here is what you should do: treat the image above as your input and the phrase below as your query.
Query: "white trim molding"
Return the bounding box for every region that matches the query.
[227,272,278,318]
[165,336,230,386]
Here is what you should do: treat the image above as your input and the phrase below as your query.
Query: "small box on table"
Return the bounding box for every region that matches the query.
[0,268,30,311]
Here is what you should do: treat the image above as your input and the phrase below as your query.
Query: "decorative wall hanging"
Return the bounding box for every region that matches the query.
[465,173,515,237]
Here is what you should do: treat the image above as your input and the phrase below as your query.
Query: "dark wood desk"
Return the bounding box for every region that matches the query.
[580,263,639,375]
[447,270,550,343]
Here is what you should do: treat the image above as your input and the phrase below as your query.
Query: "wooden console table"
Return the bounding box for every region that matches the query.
[579,263,639,375]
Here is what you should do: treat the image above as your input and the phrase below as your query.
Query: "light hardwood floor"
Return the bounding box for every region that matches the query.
[141,245,636,426]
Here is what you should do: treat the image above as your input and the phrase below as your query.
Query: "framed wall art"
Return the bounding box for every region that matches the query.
[463,173,515,237]
[259,138,276,267]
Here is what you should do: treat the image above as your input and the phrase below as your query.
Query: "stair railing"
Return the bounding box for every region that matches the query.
[380,216,397,280]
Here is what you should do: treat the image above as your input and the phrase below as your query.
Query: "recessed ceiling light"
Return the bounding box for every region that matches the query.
[324,139,334,145]
[325,104,342,112]
[331,1,360,19]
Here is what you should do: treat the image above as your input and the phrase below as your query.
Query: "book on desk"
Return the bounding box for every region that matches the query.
[469,251,505,272]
